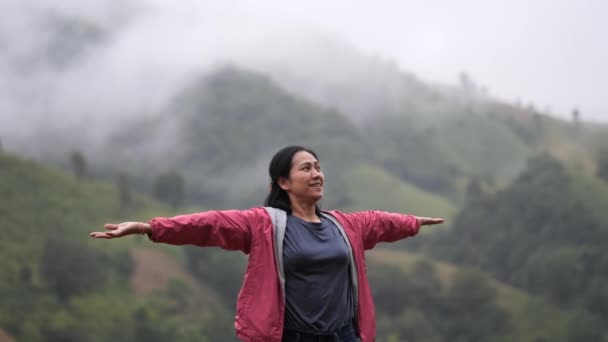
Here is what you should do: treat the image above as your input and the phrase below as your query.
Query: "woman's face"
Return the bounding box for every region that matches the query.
[279,151,324,204]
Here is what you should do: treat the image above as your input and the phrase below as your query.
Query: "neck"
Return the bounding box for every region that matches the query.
[289,198,320,222]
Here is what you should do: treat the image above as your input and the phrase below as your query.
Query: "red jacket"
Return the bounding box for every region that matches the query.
[148,207,420,342]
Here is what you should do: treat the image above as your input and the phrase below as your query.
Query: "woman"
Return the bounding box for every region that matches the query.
[91,145,444,342]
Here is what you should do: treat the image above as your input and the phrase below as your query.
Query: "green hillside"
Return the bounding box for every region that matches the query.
[342,163,457,224]
[432,114,533,181]
[1,143,604,342]
[423,154,608,340]
[367,249,573,342]
[0,152,234,342]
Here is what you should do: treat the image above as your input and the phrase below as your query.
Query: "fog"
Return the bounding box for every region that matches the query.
[1,0,606,154]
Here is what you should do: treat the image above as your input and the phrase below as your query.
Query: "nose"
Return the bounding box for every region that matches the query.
[312,168,323,179]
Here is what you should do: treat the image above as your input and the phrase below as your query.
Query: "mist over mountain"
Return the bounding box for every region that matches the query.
[95,66,367,209]
[0,0,549,158]
[2,0,606,209]
[238,34,494,125]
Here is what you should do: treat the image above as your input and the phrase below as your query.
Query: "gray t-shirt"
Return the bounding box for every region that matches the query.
[283,214,354,334]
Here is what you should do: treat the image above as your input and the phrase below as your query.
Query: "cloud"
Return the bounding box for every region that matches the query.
[1,0,606,156]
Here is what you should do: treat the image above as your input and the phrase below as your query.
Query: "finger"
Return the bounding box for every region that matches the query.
[106,230,119,237]
[90,232,114,239]
[104,223,119,230]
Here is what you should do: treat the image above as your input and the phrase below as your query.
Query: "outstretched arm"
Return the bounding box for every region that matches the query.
[90,209,255,253]
[335,211,444,250]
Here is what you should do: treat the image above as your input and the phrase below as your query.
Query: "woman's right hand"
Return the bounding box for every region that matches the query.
[90,221,151,239]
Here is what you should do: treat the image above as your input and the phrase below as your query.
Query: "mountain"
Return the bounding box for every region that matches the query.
[341,163,457,223]
[240,36,608,194]
[5,31,608,211]
[240,35,464,124]
[422,154,608,340]
[79,47,606,211]
[96,66,372,209]
[367,249,574,342]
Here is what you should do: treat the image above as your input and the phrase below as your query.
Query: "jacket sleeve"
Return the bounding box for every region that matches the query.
[345,210,421,250]
[147,209,255,254]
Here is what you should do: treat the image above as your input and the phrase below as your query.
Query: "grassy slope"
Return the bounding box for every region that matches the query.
[433,115,534,181]
[342,163,457,224]
[368,249,573,342]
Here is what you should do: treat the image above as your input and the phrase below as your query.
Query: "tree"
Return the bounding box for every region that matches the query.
[153,169,185,209]
[566,310,605,342]
[40,237,107,301]
[165,278,193,311]
[395,309,442,342]
[69,150,87,180]
[443,270,510,342]
[521,248,584,306]
[571,107,582,137]
[133,307,178,342]
[572,107,580,124]
[596,146,608,183]
[586,277,608,317]
[459,72,474,92]
[185,247,247,306]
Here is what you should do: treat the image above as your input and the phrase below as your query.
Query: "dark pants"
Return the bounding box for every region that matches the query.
[282,322,359,342]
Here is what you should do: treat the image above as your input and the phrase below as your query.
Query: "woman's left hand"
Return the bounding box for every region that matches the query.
[416,217,445,226]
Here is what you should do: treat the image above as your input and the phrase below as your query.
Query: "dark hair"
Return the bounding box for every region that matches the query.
[264,145,322,215]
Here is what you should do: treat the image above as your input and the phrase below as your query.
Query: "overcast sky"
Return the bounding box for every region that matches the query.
[2,0,607,133]
[227,0,607,121]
